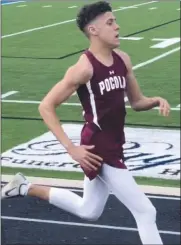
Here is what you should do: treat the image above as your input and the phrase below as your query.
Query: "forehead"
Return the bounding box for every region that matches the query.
[95,11,116,23]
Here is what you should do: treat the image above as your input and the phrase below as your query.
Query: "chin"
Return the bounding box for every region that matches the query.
[110,42,120,49]
[115,43,120,48]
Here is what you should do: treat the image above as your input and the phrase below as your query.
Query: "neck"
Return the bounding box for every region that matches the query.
[89,40,113,58]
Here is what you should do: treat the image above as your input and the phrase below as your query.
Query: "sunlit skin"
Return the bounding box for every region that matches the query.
[86,12,120,49]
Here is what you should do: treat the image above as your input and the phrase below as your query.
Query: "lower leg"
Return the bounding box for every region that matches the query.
[135,212,163,245]
[101,166,163,245]
[26,176,109,221]
[27,184,51,201]
[26,184,89,217]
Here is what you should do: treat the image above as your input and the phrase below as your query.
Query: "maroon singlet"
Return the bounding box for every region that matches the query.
[77,50,128,180]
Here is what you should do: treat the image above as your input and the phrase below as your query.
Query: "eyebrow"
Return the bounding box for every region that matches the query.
[106,17,116,22]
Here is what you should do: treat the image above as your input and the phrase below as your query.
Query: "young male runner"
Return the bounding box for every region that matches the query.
[2,2,170,244]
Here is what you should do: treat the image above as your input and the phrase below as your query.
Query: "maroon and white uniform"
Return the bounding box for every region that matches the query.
[77,50,128,179]
[48,52,162,245]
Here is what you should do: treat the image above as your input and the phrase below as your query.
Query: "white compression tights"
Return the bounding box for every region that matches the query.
[49,164,163,245]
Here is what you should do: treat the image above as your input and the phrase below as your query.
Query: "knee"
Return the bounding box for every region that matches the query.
[134,203,157,223]
[144,204,157,222]
[80,209,102,221]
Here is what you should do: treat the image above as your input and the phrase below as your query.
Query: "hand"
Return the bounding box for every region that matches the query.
[67,144,103,171]
[153,97,170,116]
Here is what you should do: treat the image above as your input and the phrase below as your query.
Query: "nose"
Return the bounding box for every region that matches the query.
[115,23,120,31]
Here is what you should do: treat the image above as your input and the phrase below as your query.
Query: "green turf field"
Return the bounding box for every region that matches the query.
[1,1,180,185]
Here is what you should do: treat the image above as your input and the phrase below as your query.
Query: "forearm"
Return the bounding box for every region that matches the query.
[39,104,74,150]
[132,96,158,111]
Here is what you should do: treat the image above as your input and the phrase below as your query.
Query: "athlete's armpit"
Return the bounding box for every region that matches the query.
[115,49,144,108]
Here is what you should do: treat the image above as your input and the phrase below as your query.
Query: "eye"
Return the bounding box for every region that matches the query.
[107,20,113,26]
[107,18,116,26]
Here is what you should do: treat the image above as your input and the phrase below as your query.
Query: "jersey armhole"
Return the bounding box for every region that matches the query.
[82,51,95,82]
[112,50,128,76]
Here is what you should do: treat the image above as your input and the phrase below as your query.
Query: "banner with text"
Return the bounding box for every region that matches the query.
[1,124,180,179]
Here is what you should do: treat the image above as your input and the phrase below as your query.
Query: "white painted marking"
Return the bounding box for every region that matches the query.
[2,1,25,6]
[1,216,180,235]
[149,7,157,10]
[151,38,180,49]
[119,37,143,40]
[68,6,77,9]
[133,47,180,69]
[1,99,40,104]
[149,195,180,201]
[2,47,180,111]
[2,19,76,38]
[176,104,180,108]
[1,91,18,99]
[42,5,52,8]
[177,8,180,11]
[119,6,137,9]
[2,1,157,38]
[16,4,27,7]
[114,1,158,12]
[1,100,180,111]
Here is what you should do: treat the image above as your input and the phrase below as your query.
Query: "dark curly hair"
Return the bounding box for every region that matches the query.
[76,1,112,33]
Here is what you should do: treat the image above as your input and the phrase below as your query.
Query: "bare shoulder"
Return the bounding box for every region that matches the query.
[65,54,93,85]
[114,49,132,70]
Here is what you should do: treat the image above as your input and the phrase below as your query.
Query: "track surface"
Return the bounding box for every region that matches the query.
[1,186,180,245]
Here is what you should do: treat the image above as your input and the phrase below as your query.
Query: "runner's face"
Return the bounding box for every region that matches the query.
[88,12,120,48]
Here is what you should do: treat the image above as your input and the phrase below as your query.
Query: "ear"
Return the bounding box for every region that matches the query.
[87,24,98,36]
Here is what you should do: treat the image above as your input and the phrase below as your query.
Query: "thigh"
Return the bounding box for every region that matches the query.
[100,165,153,214]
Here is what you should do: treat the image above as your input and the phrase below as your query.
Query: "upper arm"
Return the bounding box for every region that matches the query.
[40,55,93,107]
[125,55,144,104]
[114,49,144,105]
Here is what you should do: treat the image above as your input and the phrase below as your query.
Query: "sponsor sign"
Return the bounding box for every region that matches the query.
[1,124,180,179]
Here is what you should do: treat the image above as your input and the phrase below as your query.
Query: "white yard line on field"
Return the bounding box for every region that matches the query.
[16,5,27,7]
[112,1,158,12]
[132,47,180,69]
[151,38,180,49]
[42,5,52,8]
[119,37,143,40]
[1,99,180,111]
[1,91,19,99]
[1,19,76,38]
[1,1,157,39]
[2,99,40,104]
[1,46,180,110]
[113,1,158,12]
[68,6,77,9]
[119,6,137,9]
[149,7,157,10]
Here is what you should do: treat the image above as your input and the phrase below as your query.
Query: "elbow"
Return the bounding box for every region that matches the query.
[131,102,140,111]
[38,102,45,115]
[132,106,140,112]
[130,97,145,111]
[38,101,53,116]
